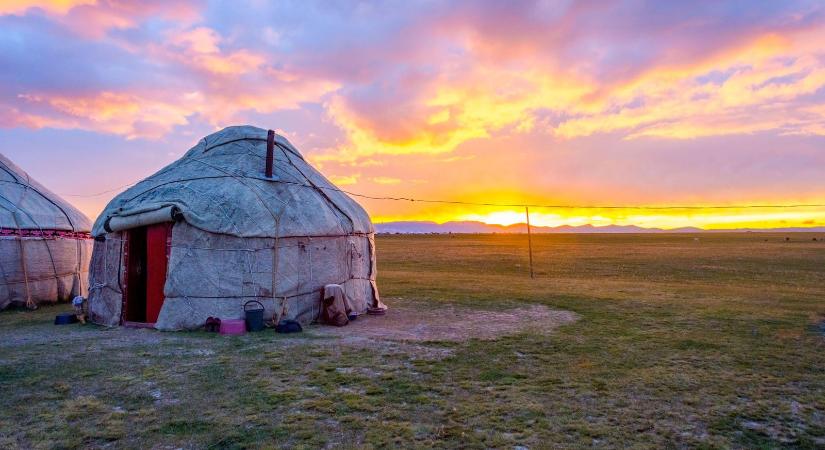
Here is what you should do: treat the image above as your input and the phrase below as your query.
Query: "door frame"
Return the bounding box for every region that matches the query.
[121,222,173,327]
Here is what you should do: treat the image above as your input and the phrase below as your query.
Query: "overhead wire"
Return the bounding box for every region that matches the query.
[59,177,825,211]
[62,182,139,197]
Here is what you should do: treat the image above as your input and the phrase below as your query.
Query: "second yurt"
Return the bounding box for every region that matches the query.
[87,125,383,330]
[0,153,92,310]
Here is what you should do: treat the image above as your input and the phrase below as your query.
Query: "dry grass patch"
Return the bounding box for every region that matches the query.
[1,233,824,448]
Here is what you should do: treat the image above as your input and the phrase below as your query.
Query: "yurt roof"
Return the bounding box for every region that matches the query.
[92,125,372,238]
[0,153,92,233]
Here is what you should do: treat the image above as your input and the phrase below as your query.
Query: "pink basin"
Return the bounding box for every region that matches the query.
[219,319,247,336]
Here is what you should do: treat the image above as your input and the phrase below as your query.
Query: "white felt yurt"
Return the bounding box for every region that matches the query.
[0,153,92,310]
[87,126,383,330]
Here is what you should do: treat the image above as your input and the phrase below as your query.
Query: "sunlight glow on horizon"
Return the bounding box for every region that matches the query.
[370,208,825,230]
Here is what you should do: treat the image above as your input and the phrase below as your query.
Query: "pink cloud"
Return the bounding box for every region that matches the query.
[0,0,97,16]
[2,0,202,38]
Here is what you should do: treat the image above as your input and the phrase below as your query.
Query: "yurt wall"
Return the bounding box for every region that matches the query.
[0,154,93,310]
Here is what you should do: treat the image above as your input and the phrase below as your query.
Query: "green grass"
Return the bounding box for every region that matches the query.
[1,233,824,448]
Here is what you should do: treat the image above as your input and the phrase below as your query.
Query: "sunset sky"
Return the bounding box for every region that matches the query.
[1,1,825,229]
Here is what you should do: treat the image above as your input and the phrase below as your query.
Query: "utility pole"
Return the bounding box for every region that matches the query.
[525,206,534,279]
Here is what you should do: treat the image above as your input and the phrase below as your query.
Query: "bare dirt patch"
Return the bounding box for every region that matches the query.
[310,302,578,342]
[0,302,576,352]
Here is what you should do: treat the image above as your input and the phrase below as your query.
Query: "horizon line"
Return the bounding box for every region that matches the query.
[374,220,825,233]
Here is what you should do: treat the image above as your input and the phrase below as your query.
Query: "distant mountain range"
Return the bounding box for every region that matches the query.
[375,221,825,234]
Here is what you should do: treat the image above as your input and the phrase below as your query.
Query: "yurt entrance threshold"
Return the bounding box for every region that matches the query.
[122,222,172,327]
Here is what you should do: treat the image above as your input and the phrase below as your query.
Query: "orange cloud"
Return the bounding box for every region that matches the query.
[318,24,825,165]
[318,64,593,162]
[328,174,359,186]
[18,91,193,139]
[371,176,401,185]
[563,47,825,139]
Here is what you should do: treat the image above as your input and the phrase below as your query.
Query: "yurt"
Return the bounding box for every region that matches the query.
[0,153,92,310]
[88,126,383,330]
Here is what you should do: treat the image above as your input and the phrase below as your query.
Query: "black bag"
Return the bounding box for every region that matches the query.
[275,319,302,334]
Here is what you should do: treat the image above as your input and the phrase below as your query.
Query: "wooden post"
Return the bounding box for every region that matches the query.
[526,206,534,279]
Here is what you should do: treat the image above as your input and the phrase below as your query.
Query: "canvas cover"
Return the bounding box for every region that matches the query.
[0,153,92,309]
[88,126,382,330]
[320,284,354,326]
[91,126,372,239]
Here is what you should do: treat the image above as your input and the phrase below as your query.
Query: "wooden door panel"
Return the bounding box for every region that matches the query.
[145,223,171,324]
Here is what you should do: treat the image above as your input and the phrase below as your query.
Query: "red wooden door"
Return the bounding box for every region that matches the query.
[145,223,171,323]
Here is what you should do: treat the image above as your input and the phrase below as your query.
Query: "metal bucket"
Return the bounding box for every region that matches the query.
[244,300,265,332]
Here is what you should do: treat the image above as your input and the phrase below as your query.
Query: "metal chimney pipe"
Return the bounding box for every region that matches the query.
[265,129,274,178]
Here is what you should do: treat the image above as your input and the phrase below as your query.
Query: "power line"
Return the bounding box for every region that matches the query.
[59,177,825,210]
[62,182,139,197]
[333,189,825,210]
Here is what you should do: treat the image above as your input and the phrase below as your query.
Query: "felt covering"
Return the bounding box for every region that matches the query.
[88,126,383,330]
[0,153,92,309]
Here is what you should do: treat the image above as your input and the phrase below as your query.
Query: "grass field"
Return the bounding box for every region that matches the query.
[1,233,824,449]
